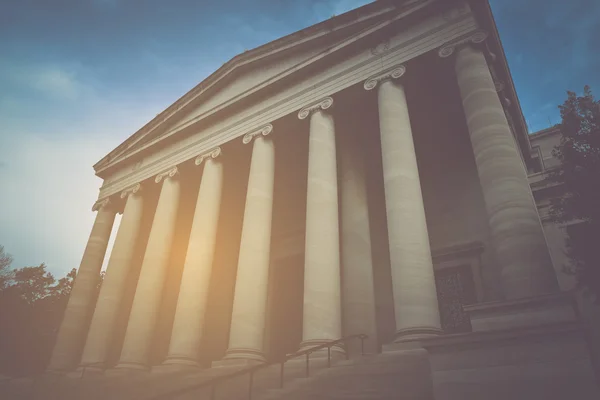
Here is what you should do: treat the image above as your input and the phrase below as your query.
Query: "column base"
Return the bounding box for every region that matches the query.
[212,348,267,368]
[112,361,150,372]
[161,355,201,369]
[297,339,346,359]
[68,364,105,379]
[464,292,578,332]
[393,327,443,342]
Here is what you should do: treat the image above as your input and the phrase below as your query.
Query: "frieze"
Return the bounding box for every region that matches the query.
[96,16,479,200]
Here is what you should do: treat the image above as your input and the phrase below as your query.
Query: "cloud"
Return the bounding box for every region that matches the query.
[0,132,116,276]
[1,62,87,100]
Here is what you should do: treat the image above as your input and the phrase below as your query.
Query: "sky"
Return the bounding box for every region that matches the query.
[0,0,598,278]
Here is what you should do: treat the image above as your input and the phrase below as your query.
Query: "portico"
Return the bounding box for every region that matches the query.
[48,1,560,374]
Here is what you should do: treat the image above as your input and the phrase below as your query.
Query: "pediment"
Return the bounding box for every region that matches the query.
[94,0,433,175]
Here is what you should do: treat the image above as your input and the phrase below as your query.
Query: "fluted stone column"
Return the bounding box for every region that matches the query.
[164,148,223,367]
[440,33,559,299]
[222,125,275,364]
[116,167,181,370]
[80,183,144,370]
[48,199,116,371]
[365,66,442,341]
[298,98,343,351]
[339,127,378,353]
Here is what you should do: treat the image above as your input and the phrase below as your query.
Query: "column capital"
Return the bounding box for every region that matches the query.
[120,183,142,199]
[363,65,406,91]
[155,166,179,184]
[195,147,222,166]
[438,29,488,58]
[298,97,333,120]
[242,124,273,144]
[92,197,113,212]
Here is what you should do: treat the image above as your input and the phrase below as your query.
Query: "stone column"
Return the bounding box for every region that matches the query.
[116,167,181,370]
[440,33,558,299]
[339,127,378,353]
[48,198,116,371]
[364,66,442,341]
[221,125,275,364]
[298,98,343,351]
[164,148,223,367]
[79,183,144,370]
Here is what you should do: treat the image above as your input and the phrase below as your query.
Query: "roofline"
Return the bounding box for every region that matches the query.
[93,0,402,172]
[529,124,561,139]
[468,0,534,166]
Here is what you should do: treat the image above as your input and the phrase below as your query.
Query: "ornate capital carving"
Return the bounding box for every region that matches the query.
[92,197,112,212]
[195,146,222,165]
[363,65,406,91]
[371,40,390,56]
[298,97,333,120]
[120,183,142,199]
[242,124,273,144]
[155,166,179,184]
[438,30,488,58]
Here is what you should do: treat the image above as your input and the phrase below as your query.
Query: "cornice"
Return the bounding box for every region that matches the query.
[298,97,334,120]
[94,1,437,176]
[93,1,415,174]
[95,11,479,200]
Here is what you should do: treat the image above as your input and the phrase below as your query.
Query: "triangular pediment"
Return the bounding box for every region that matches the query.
[94,0,432,175]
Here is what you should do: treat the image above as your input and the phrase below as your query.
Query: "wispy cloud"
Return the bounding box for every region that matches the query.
[1,63,87,100]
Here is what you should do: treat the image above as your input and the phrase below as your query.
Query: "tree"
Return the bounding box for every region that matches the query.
[549,85,600,302]
[0,245,14,289]
[0,258,77,376]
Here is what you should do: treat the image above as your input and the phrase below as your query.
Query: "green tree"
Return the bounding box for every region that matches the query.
[549,85,600,301]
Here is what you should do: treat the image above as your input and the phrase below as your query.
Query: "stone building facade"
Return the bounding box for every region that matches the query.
[42,1,598,398]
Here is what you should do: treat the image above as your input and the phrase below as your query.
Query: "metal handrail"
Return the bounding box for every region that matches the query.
[150,333,368,400]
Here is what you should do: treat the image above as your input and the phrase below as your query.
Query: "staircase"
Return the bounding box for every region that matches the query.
[1,337,436,400]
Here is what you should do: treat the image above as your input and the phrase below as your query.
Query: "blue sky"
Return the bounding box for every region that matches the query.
[0,0,598,278]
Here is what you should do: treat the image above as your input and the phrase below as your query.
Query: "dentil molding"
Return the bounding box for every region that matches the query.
[242,124,273,144]
[437,29,488,58]
[195,146,222,165]
[297,97,333,120]
[363,64,406,90]
[155,166,179,183]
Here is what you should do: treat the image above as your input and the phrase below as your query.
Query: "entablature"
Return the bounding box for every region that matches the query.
[95,2,486,202]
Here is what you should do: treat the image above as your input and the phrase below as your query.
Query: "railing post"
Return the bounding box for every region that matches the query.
[248,371,254,400]
[280,362,285,388]
[360,335,365,356]
[305,352,310,377]
[345,340,349,360]
[327,346,331,368]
